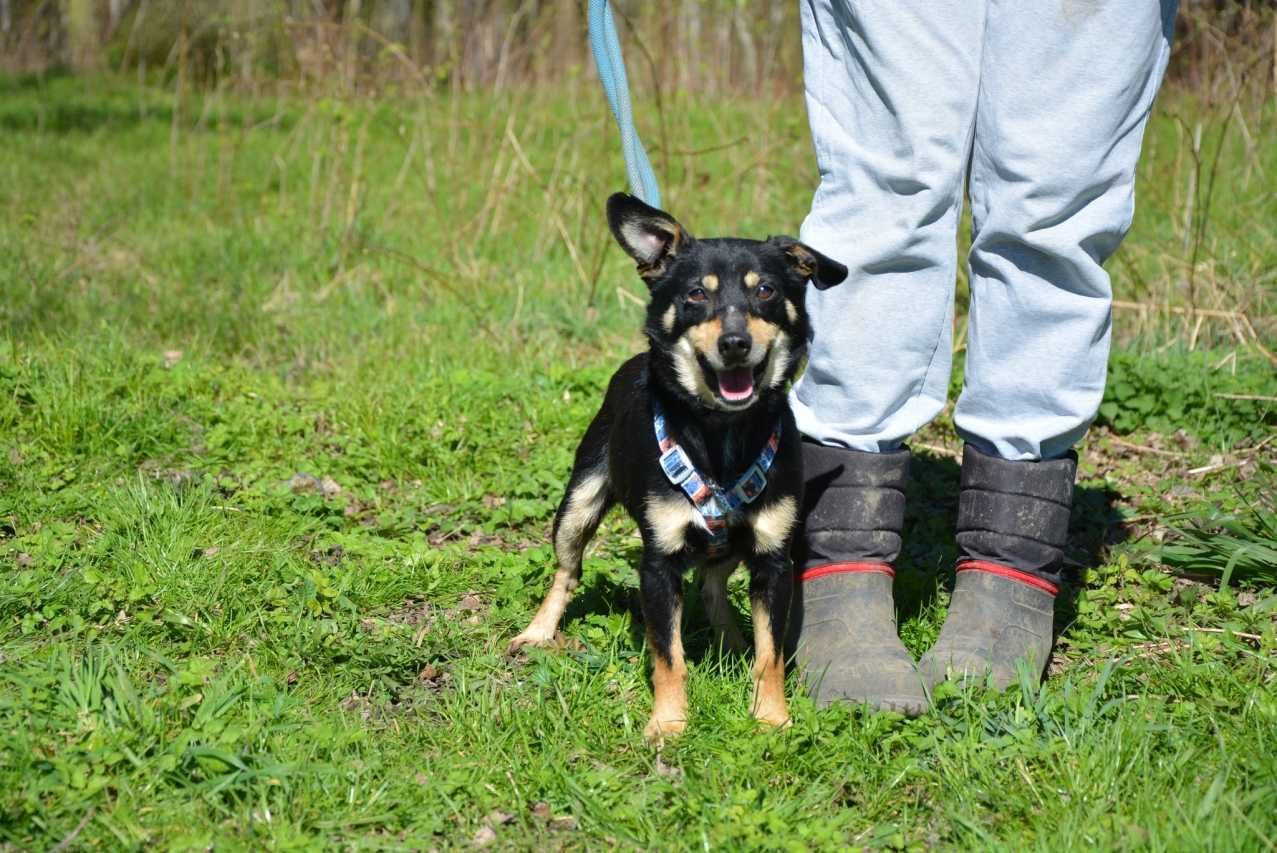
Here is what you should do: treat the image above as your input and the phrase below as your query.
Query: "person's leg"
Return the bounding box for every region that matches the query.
[792,0,984,451]
[789,0,985,713]
[921,0,1177,688]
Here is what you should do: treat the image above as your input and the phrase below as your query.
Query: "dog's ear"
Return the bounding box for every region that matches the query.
[607,193,691,280]
[768,237,848,290]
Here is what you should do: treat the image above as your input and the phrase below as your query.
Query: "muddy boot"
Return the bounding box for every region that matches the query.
[790,442,927,716]
[918,444,1076,690]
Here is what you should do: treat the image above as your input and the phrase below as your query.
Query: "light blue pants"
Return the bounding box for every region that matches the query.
[791,0,1177,461]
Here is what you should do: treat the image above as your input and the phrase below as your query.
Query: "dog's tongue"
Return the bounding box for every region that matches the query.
[717,367,755,402]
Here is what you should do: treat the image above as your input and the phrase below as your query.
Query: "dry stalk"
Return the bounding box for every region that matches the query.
[505,119,600,301]
[368,242,499,343]
[1110,300,1275,364]
[1187,627,1264,643]
[1106,435,1187,459]
[466,125,513,242]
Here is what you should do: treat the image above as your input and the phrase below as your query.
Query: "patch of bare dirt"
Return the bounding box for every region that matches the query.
[451,592,489,625]
[387,599,437,628]
[288,472,342,497]
[138,459,200,488]
[308,543,345,566]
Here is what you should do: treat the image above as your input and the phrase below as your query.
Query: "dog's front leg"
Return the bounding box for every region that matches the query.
[639,550,687,742]
[747,552,793,728]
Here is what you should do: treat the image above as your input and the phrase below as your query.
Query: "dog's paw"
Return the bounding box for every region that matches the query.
[643,715,687,744]
[505,628,556,656]
[753,710,793,729]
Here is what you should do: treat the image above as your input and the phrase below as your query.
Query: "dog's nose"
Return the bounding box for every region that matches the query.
[718,333,752,362]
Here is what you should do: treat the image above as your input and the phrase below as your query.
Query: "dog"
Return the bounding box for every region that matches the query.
[508,193,847,740]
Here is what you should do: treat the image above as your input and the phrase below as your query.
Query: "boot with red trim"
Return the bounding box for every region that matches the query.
[918,444,1077,689]
[789,442,928,716]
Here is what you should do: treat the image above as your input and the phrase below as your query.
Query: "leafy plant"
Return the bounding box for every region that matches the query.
[1098,350,1277,446]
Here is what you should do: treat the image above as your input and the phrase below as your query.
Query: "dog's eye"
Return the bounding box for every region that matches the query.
[756,283,776,300]
[686,288,708,304]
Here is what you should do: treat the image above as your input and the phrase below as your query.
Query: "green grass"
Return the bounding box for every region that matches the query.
[1162,501,1277,586]
[1,75,1275,849]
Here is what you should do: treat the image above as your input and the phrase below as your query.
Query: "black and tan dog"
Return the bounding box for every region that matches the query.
[508,193,846,740]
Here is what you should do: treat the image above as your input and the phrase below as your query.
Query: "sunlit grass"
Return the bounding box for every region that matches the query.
[0,75,1274,849]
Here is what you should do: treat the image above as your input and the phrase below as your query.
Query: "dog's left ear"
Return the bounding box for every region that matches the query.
[607,193,691,280]
[768,237,848,290]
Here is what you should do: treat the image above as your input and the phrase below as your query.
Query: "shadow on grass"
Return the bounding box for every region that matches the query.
[567,566,747,667]
[0,81,175,133]
[562,571,641,633]
[557,449,1128,673]
[0,73,298,134]
[0,67,75,93]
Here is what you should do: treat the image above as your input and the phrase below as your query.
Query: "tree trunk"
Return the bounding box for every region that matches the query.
[64,0,102,70]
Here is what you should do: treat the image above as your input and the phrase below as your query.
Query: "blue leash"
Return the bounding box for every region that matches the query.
[587,0,662,208]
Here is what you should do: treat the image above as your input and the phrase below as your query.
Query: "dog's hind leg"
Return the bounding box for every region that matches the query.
[698,560,747,654]
[508,462,612,653]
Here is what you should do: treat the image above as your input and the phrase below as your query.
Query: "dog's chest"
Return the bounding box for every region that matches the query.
[644,490,797,559]
[638,409,795,560]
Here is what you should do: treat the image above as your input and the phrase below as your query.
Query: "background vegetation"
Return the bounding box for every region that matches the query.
[1,1,1275,849]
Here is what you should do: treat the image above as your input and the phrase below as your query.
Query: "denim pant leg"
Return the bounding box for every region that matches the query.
[794,0,1176,462]
[790,0,984,453]
[956,0,1178,461]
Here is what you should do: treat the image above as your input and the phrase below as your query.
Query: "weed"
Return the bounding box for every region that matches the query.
[1099,350,1277,446]
[1162,497,1277,585]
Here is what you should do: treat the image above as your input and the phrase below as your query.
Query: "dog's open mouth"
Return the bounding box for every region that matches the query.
[701,354,769,406]
[715,366,756,402]
[689,348,771,408]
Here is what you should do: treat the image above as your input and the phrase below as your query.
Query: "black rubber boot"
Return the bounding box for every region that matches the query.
[918,444,1077,690]
[789,442,928,716]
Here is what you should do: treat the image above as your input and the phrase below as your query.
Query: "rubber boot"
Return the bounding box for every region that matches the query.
[918,444,1077,690]
[789,442,928,716]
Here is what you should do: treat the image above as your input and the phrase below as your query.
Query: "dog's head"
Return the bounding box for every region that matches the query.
[607,192,847,413]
